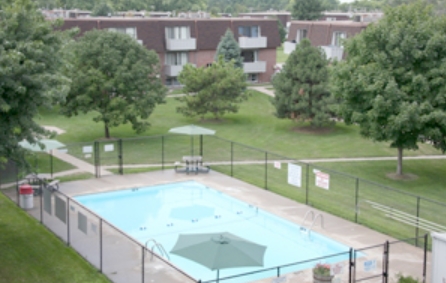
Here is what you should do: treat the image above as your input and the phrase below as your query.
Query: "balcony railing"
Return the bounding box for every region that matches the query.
[238,36,267,49]
[243,61,266,73]
[165,38,197,51]
[164,64,195,77]
[321,46,344,61]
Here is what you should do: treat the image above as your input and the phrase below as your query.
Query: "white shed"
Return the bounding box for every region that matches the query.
[432,232,446,283]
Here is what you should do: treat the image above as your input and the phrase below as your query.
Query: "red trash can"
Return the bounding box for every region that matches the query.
[19,184,34,210]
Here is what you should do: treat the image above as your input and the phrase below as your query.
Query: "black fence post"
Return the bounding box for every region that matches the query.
[162,136,165,170]
[100,218,103,273]
[118,139,123,175]
[50,150,53,178]
[415,197,420,247]
[94,141,100,178]
[16,164,19,205]
[230,142,234,177]
[382,241,389,283]
[422,234,428,283]
[349,248,353,283]
[40,187,43,223]
[264,152,268,190]
[305,163,310,205]
[142,246,145,283]
[355,178,359,223]
[67,197,70,246]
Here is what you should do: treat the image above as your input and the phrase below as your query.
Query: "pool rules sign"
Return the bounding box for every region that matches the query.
[314,170,330,190]
[287,163,302,187]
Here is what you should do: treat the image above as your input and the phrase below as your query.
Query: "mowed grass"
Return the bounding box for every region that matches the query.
[35,91,441,159]
[0,193,110,283]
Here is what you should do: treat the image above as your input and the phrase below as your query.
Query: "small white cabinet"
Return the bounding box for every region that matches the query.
[432,232,446,283]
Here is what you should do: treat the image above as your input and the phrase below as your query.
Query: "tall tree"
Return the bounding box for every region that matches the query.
[331,2,446,176]
[91,1,115,16]
[214,29,243,68]
[277,19,287,44]
[0,0,71,166]
[272,39,334,128]
[177,58,248,120]
[61,30,166,139]
[292,0,324,20]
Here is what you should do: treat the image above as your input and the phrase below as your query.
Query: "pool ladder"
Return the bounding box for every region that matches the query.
[145,239,170,261]
[301,210,324,235]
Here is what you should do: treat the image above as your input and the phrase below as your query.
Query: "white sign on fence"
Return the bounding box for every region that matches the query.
[274,161,281,169]
[82,146,93,153]
[315,171,330,190]
[287,163,302,187]
[363,259,377,272]
[104,144,114,152]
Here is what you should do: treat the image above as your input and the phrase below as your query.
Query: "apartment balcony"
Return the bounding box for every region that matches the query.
[238,36,267,49]
[243,61,266,73]
[283,41,297,54]
[165,38,196,51]
[164,64,195,77]
[321,46,344,61]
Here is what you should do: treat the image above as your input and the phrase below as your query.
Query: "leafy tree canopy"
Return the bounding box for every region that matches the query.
[331,2,446,175]
[91,1,115,16]
[61,30,166,139]
[177,58,248,120]
[214,29,243,68]
[0,0,71,166]
[292,0,324,20]
[272,39,334,128]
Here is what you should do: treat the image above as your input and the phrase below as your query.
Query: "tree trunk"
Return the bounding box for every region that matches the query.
[396,147,403,176]
[104,123,110,139]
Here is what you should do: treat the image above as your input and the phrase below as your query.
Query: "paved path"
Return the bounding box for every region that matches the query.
[51,149,113,176]
[166,85,276,98]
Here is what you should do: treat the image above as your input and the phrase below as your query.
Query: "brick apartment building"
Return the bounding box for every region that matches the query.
[284,20,369,60]
[60,18,281,85]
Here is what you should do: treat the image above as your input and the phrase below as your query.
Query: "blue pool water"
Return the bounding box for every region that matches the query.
[75,181,351,282]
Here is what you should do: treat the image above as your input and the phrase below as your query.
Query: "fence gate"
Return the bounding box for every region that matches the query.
[352,242,387,283]
[95,139,122,177]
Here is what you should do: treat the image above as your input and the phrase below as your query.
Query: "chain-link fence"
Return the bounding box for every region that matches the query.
[2,135,445,248]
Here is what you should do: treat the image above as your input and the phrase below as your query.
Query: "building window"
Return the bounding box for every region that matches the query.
[165,52,188,66]
[332,31,346,47]
[296,29,307,43]
[165,26,190,39]
[241,50,258,63]
[107,27,137,39]
[238,26,260,37]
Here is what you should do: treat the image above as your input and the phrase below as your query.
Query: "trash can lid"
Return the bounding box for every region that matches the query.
[19,184,34,195]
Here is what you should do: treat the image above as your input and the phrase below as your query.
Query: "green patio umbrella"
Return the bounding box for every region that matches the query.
[19,139,66,177]
[168,125,216,156]
[170,232,266,282]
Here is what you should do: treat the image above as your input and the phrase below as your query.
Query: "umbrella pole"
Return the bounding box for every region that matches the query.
[217,269,219,283]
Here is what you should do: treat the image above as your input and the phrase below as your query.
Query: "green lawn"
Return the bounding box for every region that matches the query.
[0,193,110,283]
[276,44,289,63]
[36,91,441,159]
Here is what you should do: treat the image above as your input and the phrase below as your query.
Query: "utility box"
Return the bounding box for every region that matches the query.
[19,184,34,210]
[432,232,446,283]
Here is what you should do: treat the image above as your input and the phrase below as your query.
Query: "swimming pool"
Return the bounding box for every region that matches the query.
[75,180,351,282]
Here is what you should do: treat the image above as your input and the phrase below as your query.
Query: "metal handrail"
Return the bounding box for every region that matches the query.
[145,239,170,261]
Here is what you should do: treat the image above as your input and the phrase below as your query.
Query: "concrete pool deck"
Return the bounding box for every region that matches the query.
[56,169,430,283]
